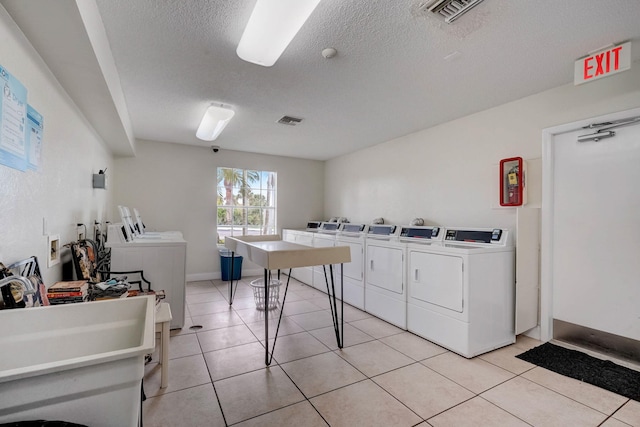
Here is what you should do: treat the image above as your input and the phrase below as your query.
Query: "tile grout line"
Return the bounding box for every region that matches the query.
[224,276,330,426]
[183,278,617,426]
[195,280,231,427]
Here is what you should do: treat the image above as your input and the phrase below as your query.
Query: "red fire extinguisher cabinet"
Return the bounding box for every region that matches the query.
[500,157,526,206]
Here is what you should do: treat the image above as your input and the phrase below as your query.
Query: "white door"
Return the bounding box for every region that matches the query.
[366,244,404,294]
[409,251,463,312]
[547,112,640,340]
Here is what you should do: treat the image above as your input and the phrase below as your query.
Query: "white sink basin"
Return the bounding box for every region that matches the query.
[0,296,156,426]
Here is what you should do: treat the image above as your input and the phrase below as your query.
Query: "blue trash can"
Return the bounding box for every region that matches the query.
[220,249,242,281]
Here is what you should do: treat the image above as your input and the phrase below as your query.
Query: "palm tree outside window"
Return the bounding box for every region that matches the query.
[217,167,277,244]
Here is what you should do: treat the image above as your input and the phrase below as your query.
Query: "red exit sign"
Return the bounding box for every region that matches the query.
[574,42,631,85]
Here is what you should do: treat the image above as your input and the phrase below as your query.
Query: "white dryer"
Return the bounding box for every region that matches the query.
[406,227,515,357]
[365,225,443,329]
[334,223,368,309]
[364,225,406,328]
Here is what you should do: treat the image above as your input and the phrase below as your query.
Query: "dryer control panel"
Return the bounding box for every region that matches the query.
[444,228,509,245]
[400,226,441,239]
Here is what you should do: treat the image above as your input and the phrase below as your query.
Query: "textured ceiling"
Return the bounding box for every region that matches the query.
[4,0,640,160]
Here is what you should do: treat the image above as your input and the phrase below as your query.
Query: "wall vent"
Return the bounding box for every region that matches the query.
[418,0,485,24]
[277,116,303,126]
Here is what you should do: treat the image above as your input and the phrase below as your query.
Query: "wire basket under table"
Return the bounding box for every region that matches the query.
[249,278,282,311]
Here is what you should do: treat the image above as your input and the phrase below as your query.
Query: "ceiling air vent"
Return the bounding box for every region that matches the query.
[418,0,485,24]
[277,116,303,126]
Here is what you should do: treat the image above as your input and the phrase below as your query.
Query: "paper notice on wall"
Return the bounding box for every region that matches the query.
[26,105,43,171]
[0,64,28,171]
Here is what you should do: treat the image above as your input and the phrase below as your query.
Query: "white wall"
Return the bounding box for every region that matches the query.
[0,6,114,285]
[113,139,324,279]
[325,64,640,235]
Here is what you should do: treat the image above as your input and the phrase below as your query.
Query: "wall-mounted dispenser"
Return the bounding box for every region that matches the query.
[499,157,527,206]
[93,169,107,189]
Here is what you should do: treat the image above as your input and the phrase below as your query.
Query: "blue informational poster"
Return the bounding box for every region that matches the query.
[26,105,43,171]
[0,64,28,171]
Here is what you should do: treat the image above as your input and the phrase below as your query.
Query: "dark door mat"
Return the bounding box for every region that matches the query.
[516,342,640,401]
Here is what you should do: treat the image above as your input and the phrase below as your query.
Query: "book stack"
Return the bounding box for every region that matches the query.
[47,280,89,305]
[127,289,165,305]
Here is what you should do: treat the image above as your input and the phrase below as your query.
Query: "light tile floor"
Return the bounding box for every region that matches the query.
[142,277,640,427]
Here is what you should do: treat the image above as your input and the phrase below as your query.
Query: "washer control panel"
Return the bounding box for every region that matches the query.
[319,222,340,231]
[341,224,366,233]
[368,225,397,236]
[306,221,321,230]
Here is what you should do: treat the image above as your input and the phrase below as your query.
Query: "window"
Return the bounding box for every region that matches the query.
[217,167,277,244]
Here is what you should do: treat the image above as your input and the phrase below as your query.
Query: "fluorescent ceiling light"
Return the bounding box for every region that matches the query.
[237,0,322,67]
[196,105,235,141]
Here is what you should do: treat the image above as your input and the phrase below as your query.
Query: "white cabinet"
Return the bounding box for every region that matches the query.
[516,207,540,334]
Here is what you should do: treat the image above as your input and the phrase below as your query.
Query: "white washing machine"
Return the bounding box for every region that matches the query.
[406,227,515,357]
[281,223,316,285]
[334,223,369,310]
[311,222,341,293]
[106,224,187,329]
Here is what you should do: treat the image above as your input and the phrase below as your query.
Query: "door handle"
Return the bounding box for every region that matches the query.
[370,260,374,271]
[414,268,419,281]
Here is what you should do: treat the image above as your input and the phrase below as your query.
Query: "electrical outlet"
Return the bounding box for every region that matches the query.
[76,223,86,241]
[48,234,60,267]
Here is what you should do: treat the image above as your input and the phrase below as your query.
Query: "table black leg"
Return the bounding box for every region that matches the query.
[228,252,239,305]
[323,264,344,349]
[264,269,292,366]
[264,268,269,365]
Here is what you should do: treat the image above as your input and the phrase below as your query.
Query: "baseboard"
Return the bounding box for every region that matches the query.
[239,268,263,277]
[522,325,541,341]
[186,272,217,282]
[186,268,264,283]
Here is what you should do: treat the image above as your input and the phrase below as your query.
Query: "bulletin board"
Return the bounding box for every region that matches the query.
[0,64,44,172]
